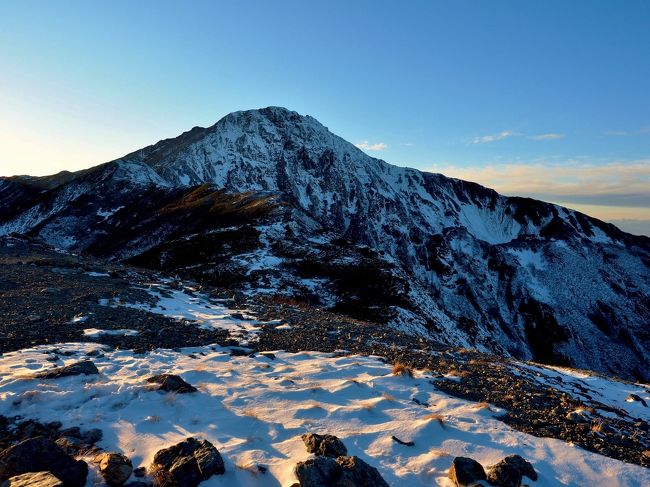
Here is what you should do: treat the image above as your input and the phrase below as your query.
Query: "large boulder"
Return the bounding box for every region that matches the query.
[0,471,63,487]
[294,455,389,487]
[146,375,197,394]
[448,457,487,487]
[34,361,99,379]
[294,456,341,486]
[0,437,88,487]
[150,437,224,487]
[336,455,389,486]
[486,455,537,487]
[96,452,133,486]
[301,433,348,458]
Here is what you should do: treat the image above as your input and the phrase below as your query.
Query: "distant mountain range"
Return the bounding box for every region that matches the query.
[1,106,648,380]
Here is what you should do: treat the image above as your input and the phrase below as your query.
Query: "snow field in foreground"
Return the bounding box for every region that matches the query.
[0,343,648,486]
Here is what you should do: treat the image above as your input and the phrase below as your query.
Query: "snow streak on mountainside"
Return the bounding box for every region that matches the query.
[1,107,649,380]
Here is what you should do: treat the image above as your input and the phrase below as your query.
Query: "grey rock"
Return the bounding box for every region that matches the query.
[54,437,83,455]
[150,437,224,487]
[147,374,197,394]
[294,456,341,486]
[294,455,389,487]
[34,361,99,379]
[59,427,81,439]
[448,457,487,487]
[0,471,63,487]
[0,436,88,487]
[565,410,589,423]
[96,452,133,486]
[336,455,389,486]
[626,394,648,407]
[301,433,348,458]
[486,455,537,486]
[81,428,103,444]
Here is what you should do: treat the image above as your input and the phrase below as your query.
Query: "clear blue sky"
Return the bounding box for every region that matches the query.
[1,1,649,233]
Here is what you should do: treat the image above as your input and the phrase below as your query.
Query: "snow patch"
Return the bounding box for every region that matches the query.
[0,344,646,486]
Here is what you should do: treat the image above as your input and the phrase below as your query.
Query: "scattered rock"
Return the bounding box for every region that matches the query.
[81,428,103,444]
[486,455,537,487]
[0,436,88,487]
[150,437,224,487]
[301,433,348,458]
[626,394,648,407]
[12,419,54,440]
[54,437,83,455]
[96,452,133,486]
[133,467,146,478]
[229,348,249,356]
[0,471,63,487]
[391,435,414,447]
[565,410,590,423]
[294,456,341,486]
[294,455,389,487]
[336,455,390,486]
[146,374,197,393]
[59,427,82,439]
[448,457,487,487]
[53,427,101,454]
[34,361,99,379]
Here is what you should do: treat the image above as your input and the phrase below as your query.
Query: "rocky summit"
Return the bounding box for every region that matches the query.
[1,107,648,380]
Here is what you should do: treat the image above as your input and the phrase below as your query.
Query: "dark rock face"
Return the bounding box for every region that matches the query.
[96,452,133,486]
[0,437,88,487]
[146,374,197,393]
[0,471,63,487]
[33,361,99,379]
[150,437,224,487]
[486,455,537,487]
[301,433,347,458]
[448,456,487,486]
[294,455,389,487]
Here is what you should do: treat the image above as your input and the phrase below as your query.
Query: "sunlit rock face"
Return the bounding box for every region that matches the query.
[1,107,649,380]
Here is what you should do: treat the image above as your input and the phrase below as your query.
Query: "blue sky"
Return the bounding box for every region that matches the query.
[1,1,649,233]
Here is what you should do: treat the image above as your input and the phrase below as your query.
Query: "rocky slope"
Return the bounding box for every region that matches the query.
[0,236,648,487]
[1,107,649,380]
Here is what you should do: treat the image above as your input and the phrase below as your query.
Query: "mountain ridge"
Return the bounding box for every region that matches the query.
[1,106,648,380]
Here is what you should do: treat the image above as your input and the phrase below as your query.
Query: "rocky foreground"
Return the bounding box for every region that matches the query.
[0,235,649,486]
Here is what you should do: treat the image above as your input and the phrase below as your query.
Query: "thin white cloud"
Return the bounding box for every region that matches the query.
[470,131,565,143]
[355,141,388,151]
[428,159,650,208]
[471,131,518,144]
[604,127,650,137]
[526,133,565,140]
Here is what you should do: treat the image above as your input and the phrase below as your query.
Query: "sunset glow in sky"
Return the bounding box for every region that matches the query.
[1,1,648,234]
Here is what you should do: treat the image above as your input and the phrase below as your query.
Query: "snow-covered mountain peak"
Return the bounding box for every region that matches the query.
[1,108,648,381]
